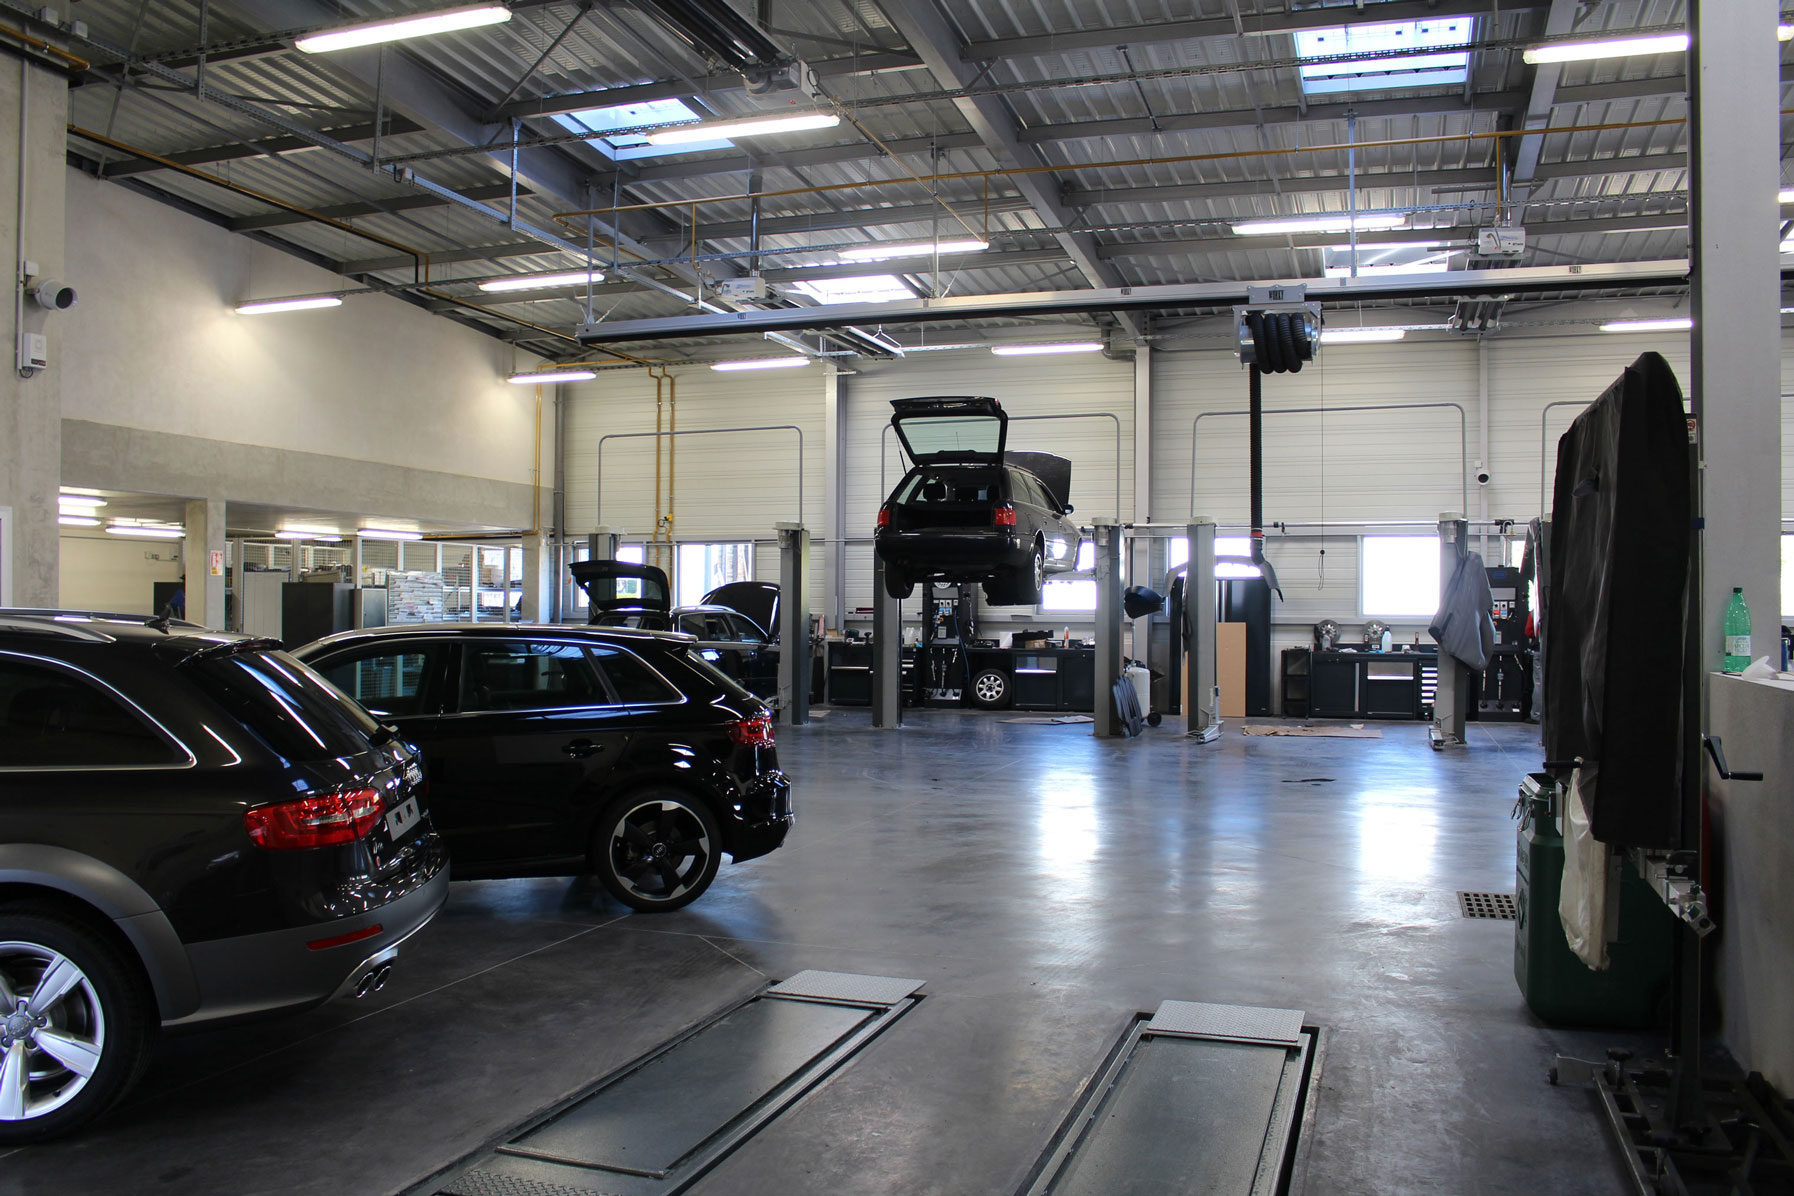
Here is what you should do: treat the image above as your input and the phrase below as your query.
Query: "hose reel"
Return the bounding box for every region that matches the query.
[1234,287,1323,373]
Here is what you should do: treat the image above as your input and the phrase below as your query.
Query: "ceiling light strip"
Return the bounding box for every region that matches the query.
[295,3,512,54]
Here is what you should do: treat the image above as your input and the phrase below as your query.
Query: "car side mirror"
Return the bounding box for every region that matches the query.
[1063,503,1074,515]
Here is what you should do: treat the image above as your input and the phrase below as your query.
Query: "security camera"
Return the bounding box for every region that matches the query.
[28,278,76,312]
[1476,469,1492,486]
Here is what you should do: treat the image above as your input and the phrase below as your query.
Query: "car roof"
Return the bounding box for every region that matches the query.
[0,609,258,656]
[295,622,696,653]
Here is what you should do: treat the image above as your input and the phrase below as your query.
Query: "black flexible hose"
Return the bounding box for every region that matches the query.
[1249,362,1264,564]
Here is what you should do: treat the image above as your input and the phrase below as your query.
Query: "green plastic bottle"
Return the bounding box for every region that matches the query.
[1723,587,1752,673]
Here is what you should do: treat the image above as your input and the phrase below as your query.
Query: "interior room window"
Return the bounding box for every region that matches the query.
[1295,19,1471,96]
[0,658,182,767]
[1360,536,1442,618]
[676,542,753,607]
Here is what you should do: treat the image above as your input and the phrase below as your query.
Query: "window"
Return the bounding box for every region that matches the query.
[312,645,446,718]
[460,641,605,711]
[551,97,732,160]
[676,542,752,607]
[192,650,383,761]
[789,275,912,304]
[590,646,682,705]
[1360,536,1442,618]
[1323,245,1452,278]
[1783,533,1794,617]
[0,657,184,768]
[1295,19,1471,96]
[1168,536,1262,579]
[1041,541,1100,611]
[571,544,646,610]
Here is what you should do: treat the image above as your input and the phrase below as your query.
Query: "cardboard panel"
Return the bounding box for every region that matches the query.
[1218,622,1248,719]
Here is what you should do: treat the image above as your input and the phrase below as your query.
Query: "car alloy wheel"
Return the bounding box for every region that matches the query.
[594,792,723,912]
[0,941,105,1123]
[970,669,1011,710]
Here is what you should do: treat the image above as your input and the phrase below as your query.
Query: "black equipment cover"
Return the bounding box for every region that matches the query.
[1543,352,1690,847]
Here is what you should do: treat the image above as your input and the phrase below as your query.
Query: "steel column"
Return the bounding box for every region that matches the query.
[776,523,810,727]
[871,558,902,729]
[1430,513,1468,749]
[1093,519,1125,737]
[1187,519,1220,742]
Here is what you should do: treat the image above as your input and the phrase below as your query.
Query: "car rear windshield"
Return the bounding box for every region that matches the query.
[190,649,384,762]
[895,467,1000,506]
[681,647,759,704]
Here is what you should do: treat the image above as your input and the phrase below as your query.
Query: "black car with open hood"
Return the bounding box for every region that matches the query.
[875,396,1082,606]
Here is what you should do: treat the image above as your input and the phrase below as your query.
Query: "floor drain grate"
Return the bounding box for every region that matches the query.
[1458,892,1517,920]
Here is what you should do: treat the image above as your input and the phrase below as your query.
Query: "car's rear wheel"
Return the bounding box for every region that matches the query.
[591,790,723,912]
[882,566,914,600]
[985,544,1046,607]
[0,907,154,1145]
[969,668,1012,710]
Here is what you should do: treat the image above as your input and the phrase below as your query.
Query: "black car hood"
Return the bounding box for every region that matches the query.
[701,581,779,639]
[1005,451,1072,511]
[569,560,671,620]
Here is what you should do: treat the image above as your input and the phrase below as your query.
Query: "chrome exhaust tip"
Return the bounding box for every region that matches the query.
[369,964,393,993]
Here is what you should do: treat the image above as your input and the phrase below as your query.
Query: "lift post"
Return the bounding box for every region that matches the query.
[776,522,810,727]
[871,556,902,729]
[586,527,621,562]
[1430,513,1468,749]
[1092,519,1125,737]
[1186,518,1221,743]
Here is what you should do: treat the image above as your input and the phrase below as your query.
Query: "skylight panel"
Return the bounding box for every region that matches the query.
[1296,19,1471,96]
[789,275,914,303]
[552,97,734,159]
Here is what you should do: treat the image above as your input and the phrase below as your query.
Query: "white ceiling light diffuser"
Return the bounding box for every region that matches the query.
[1233,213,1407,236]
[58,515,100,527]
[1522,32,1688,65]
[1780,188,1794,203]
[1321,327,1407,344]
[838,239,990,263]
[991,342,1103,357]
[711,357,811,372]
[295,3,512,53]
[57,494,106,509]
[644,112,840,146]
[1599,317,1692,333]
[1781,24,1794,41]
[358,528,424,541]
[509,368,598,385]
[106,525,185,539]
[236,296,343,315]
[276,530,344,542]
[479,270,605,293]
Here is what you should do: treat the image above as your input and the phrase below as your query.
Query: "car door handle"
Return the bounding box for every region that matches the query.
[562,739,606,759]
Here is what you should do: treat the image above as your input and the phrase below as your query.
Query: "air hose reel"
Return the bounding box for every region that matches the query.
[1233,285,1323,373]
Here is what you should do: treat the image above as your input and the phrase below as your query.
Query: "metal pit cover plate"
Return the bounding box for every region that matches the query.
[767,970,924,1006]
[1145,1001,1305,1047]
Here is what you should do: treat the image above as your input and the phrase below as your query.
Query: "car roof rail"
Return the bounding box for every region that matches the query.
[0,613,119,643]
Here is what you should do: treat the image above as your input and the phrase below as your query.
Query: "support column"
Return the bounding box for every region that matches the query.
[1186,519,1220,742]
[519,534,549,622]
[871,557,902,728]
[822,362,847,636]
[776,522,810,727]
[1431,513,1468,749]
[1092,519,1124,736]
[587,528,620,561]
[1130,347,1153,665]
[183,498,226,628]
[1691,0,1781,685]
[228,538,246,630]
[0,59,68,608]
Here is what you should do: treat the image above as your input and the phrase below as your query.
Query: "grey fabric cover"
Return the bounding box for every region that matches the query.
[1430,549,1495,671]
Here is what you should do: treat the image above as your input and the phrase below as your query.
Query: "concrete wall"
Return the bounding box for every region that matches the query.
[58,530,182,615]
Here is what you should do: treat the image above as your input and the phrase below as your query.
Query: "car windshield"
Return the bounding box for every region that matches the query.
[896,467,998,505]
[895,414,1002,458]
[190,649,384,761]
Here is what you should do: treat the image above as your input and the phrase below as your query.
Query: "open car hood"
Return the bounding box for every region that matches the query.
[890,396,1007,465]
[1005,450,1072,512]
[702,581,779,639]
[569,560,670,619]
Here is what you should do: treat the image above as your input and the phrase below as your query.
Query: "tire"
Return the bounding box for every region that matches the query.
[969,669,1011,710]
[591,790,724,913]
[882,566,914,601]
[1011,543,1046,605]
[0,906,155,1145]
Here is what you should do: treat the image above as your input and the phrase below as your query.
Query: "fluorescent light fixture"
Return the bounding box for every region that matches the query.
[276,530,343,542]
[295,3,511,53]
[358,528,424,541]
[1781,24,1794,41]
[710,357,811,371]
[58,515,100,527]
[1599,317,1692,333]
[1780,189,1794,203]
[991,342,1104,357]
[478,270,604,293]
[838,239,989,263]
[509,368,598,385]
[1322,327,1407,344]
[644,112,840,146]
[235,296,342,315]
[1522,32,1688,65]
[106,525,185,539]
[1233,213,1408,236]
[57,494,106,509]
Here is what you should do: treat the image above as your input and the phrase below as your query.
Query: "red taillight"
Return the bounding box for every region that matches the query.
[876,508,891,529]
[245,787,385,851]
[306,924,384,951]
[994,505,1018,527]
[727,713,775,747]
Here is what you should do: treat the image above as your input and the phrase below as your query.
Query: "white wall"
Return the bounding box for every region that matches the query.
[60,168,542,488]
[58,531,182,614]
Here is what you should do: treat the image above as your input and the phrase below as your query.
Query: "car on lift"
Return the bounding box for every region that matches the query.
[0,610,448,1143]
[874,396,1082,606]
[570,561,779,699]
[292,623,792,914]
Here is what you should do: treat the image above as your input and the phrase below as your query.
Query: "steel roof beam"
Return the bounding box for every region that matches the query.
[878,0,1143,339]
[226,182,533,231]
[643,195,1036,245]
[1509,0,1582,209]
[1024,89,1529,145]
[962,2,1540,62]
[1095,212,1687,259]
[97,115,425,177]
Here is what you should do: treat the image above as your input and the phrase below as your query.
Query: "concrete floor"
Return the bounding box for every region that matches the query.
[0,711,1643,1196]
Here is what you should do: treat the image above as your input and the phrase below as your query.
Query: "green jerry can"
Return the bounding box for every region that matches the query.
[1513,773,1676,1028]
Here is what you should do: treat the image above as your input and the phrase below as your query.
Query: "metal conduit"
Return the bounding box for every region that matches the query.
[1539,399,1585,517]
[595,424,804,529]
[878,411,1125,521]
[1190,401,1469,520]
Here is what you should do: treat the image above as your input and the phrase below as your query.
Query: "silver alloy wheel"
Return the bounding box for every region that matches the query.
[607,800,713,905]
[0,942,107,1122]
[973,672,1007,703]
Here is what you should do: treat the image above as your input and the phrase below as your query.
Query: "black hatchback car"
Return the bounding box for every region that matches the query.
[572,561,779,699]
[874,396,1082,605]
[0,611,448,1142]
[293,624,792,913]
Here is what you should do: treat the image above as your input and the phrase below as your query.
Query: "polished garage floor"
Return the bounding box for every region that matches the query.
[0,712,1639,1196]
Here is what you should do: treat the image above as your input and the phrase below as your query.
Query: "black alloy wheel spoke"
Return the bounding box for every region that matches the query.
[654,860,684,892]
[619,819,653,848]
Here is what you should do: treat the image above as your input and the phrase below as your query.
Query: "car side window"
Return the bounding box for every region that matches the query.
[0,657,185,768]
[313,645,444,718]
[677,613,706,637]
[459,641,606,712]
[588,647,683,705]
[728,615,766,644]
[703,614,739,642]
